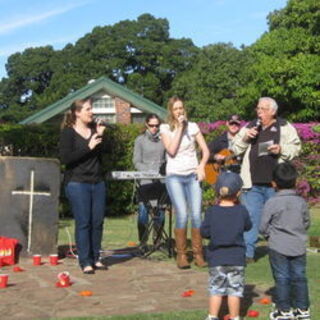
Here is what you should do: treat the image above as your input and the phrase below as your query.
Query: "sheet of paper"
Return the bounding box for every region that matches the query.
[258,140,274,156]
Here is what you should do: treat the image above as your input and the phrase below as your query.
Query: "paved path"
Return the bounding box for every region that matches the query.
[0,253,266,320]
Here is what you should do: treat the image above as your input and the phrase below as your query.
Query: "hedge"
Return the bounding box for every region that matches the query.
[0,121,319,217]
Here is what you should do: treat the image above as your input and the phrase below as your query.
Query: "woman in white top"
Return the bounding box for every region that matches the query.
[160,96,210,269]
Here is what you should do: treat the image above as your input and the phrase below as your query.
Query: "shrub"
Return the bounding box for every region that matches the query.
[0,123,143,217]
[0,120,318,219]
[199,121,320,206]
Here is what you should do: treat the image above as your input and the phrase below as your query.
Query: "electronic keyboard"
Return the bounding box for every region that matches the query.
[109,171,165,180]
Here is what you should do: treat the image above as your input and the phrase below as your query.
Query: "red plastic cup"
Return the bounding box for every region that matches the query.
[49,254,58,266]
[0,274,9,288]
[33,254,42,266]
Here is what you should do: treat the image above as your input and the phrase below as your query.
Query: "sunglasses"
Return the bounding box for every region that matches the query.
[229,122,240,126]
[148,124,160,128]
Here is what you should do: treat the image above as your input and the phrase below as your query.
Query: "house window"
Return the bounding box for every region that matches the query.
[93,97,114,110]
[131,113,146,124]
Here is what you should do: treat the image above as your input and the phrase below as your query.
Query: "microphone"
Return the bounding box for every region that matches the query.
[255,119,262,131]
[95,119,109,127]
[178,115,187,127]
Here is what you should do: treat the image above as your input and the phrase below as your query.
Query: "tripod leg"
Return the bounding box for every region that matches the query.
[138,223,148,244]
[152,209,165,245]
[168,207,173,257]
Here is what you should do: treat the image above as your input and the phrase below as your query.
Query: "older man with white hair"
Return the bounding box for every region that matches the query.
[232,97,301,263]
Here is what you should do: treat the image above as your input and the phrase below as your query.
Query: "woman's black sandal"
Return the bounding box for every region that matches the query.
[82,266,95,274]
[94,262,108,270]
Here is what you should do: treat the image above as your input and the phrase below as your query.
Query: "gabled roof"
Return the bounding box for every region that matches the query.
[20,76,167,124]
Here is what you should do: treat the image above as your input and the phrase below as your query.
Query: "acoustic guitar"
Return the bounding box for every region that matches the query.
[204,149,238,185]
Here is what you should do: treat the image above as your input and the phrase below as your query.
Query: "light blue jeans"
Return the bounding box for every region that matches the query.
[165,173,202,229]
[241,185,275,258]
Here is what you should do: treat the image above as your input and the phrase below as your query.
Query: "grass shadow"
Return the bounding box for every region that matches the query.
[241,284,261,316]
[216,284,259,318]
[255,245,269,262]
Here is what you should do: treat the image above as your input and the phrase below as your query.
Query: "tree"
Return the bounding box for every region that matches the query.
[240,0,320,121]
[170,43,250,122]
[0,14,198,122]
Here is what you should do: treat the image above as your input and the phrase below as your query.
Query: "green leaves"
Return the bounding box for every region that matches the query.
[240,0,320,121]
[0,14,197,123]
[171,43,250,121]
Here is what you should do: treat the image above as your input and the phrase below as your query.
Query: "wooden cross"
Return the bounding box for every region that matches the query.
[11,170,51,252]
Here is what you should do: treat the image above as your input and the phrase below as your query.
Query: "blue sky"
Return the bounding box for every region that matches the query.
[0,0,288,79]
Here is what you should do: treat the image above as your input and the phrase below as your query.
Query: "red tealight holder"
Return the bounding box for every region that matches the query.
[13,266,25,272]
[181,289,195,297]
[79,290,93,296]
[259,297,271,305]
[247,309,260,317]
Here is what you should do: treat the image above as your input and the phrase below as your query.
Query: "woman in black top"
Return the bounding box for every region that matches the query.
[60,98,107,274]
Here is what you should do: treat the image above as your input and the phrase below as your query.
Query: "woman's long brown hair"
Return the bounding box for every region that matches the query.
[167,96,187,131]
[60,98,92,130]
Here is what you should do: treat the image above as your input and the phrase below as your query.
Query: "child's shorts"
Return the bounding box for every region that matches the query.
[208,266,245,297]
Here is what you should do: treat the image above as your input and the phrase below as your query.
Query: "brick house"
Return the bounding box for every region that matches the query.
[20,76,167,125]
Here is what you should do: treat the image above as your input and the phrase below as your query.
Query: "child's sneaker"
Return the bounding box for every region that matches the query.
[204,316,219,320]
[293,308,310,320]
[269,309,294,320]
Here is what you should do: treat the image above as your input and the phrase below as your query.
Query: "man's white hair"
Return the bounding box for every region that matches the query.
[258,97,278,112]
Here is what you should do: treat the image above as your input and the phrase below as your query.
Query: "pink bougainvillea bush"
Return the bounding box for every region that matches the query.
[199,121,320,205]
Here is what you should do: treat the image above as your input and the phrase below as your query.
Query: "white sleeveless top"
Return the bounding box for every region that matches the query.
[160,122,200,176]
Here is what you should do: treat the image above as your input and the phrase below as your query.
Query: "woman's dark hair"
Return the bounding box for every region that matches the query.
[272,162,298,189]
[142,114,161,133]
[145,113,161,124]
[61,97,92,129]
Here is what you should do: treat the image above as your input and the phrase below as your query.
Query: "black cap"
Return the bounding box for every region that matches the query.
[227,114,241,125]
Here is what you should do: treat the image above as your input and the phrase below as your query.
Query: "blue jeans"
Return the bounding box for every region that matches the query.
[241,185,275,258]
[138,203,165,227]
[65,181,106,268]
[165,173,202,229]
[269,249,309,311]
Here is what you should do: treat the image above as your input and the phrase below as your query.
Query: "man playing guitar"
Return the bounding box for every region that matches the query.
[206,115,242,184]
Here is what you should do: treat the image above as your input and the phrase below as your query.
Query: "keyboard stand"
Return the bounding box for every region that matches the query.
[108,172,173,259]
[135,180,173,258]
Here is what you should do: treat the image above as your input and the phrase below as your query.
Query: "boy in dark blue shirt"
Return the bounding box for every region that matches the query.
[201,171,252,320]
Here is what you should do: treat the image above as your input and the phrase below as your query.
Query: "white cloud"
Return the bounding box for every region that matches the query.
[0,1,90,35]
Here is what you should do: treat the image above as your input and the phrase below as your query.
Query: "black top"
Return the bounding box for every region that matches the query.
[59,127,104,184]
[200,204,252,267]
[208,131,229,155]
[249,119,281,185]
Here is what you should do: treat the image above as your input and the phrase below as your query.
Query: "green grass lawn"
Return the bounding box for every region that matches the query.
[57,207,320,320]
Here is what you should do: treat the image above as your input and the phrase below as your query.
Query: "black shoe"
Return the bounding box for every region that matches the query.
[293,308,310,320]
[269,309,294,320]
[94,262,108,270]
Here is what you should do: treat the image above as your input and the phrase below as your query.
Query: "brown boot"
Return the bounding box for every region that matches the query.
[191,228,207,267]
[174,228,190,269]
